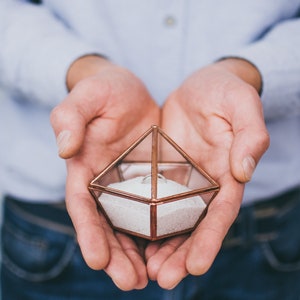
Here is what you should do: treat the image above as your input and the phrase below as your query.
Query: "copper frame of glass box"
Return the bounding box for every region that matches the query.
[88,125,220,241]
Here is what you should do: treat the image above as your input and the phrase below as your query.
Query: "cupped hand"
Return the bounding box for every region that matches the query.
[145,60,270,289]
[50,56,160,290]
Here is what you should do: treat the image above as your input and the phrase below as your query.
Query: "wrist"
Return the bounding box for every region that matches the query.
[215,57,263,96]
[66,54,111,91]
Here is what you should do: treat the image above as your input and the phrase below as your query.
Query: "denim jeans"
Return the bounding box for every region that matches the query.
[191,187,300,300]
[2,187,300,300]
[0,197,196,300]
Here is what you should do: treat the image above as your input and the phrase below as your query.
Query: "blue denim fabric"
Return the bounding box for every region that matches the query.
[191,187,300,300]
[2,187,300,300]
[0,198,196,300]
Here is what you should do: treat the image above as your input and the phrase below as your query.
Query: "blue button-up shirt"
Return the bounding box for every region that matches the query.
[0,0,300,204]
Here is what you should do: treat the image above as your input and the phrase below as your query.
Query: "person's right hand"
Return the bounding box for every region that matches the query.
[50,55,160,290]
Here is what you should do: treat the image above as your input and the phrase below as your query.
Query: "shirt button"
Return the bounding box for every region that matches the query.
[164,15,176,27]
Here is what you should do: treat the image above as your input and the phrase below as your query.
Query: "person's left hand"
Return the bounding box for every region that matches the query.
[145,59,270,289]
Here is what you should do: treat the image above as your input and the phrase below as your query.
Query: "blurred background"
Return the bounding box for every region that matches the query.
[0,87,4,300]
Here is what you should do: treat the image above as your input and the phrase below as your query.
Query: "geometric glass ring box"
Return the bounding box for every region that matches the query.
[89,125,219,241]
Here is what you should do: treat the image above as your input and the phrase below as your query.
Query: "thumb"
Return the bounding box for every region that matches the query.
[227,86,270,183]
[50,102,86,159]
[230,126,270,183]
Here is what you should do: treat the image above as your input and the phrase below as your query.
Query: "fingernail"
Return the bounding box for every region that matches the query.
[168,283,179,290]
[242,156,256,181]
[57,130,71,155]
[167,279,184,290]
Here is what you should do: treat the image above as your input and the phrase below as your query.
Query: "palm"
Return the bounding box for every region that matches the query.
[51,61,269,290]
[145,67,261,289]
[52,66,160,290]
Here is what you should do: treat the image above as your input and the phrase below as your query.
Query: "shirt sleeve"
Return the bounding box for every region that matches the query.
[0,0,102,108]
[230,16,300,121]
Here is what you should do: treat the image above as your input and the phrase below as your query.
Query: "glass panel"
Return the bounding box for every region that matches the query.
[89,126,219,240]
[103,176,152,199]
[158,163,192,186]
[99,193,151,236]
[91,165,121,186]
[155,174,195,200]
[123,129,153,162]
[156,195,207,236]
[187,167,215,189]
[157,130,185,162]
[199,190,218,206]
[118,162,152,181]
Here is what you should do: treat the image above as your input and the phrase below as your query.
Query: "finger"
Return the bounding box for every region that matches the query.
[146,235,188,281]
[229,90,270,182]
[104,232,148,291]
[66,192,111,270]
[145,240,162,260]
[156,245,190,290]
[110,233,148,290]
[50,105,86,159]
[230,125,270,182]
[65,161,110,270]
[50,80,109,158]
[104,242,139,291]
[67,161,146,291]
[186,180,243,275]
